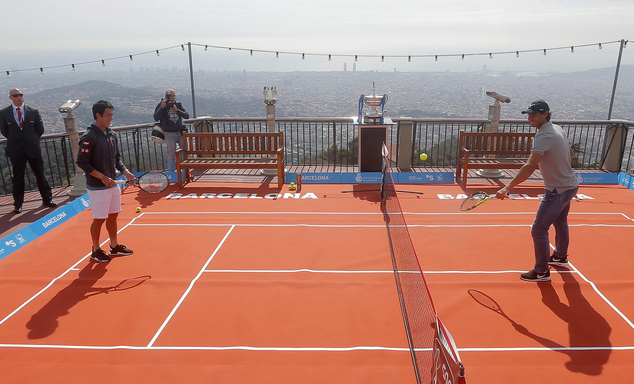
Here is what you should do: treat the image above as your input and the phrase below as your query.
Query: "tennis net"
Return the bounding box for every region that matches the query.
[380,145,465,384]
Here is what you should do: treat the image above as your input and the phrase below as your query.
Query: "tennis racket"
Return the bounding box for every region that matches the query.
[116,171,170,193]
[459,191,495,211]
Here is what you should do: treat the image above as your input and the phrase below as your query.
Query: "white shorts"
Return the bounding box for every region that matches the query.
[87,186,122,219]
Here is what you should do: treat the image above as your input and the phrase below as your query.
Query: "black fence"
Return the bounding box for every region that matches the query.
[1,118,632,196]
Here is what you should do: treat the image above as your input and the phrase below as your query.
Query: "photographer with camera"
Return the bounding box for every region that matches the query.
[153,89,190,172]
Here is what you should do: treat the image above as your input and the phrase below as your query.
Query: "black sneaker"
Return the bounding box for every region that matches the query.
[91,249,111,263]
[110,244,134,256]
[520,269,551,282]
[548,254,569,267]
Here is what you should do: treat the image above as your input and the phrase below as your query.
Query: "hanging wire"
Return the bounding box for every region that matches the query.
[2,40,626,75]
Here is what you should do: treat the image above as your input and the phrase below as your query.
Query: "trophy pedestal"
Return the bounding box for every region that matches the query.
[358,124,388,172]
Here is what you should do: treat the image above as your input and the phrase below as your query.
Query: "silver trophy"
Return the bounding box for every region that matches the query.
[358,82,388,124]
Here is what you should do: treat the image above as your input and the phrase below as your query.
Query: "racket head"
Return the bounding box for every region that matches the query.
[137,171,169,193]
[468,289,502,313]
[460,191,494,211]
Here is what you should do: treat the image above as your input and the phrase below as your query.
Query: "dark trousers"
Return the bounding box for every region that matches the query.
[10,156,53,207]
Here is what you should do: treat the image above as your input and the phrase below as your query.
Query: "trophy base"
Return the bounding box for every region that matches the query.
[363,116,383,125]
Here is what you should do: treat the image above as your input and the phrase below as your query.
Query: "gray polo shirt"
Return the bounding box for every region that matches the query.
[532,121,579,192]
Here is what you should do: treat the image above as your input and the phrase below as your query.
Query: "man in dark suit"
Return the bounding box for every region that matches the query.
[0,88,57,213]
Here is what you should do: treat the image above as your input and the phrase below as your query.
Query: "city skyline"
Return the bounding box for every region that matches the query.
[1,64,631,134]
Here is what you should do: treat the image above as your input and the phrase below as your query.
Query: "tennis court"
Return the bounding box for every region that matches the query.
[1,178,633,383]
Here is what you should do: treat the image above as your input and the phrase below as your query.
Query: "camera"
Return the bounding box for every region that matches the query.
[162,97,176,108]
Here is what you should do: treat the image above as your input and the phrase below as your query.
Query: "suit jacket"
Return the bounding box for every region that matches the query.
[0,104,45,160]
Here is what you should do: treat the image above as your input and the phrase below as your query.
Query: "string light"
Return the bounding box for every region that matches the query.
[2,40,625,76]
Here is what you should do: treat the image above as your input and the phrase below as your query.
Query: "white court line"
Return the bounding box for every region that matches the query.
[204,269,396,274]
[0,343,410,352]
[146,225,235,348]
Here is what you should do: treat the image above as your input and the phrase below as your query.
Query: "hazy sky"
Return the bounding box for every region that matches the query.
[1,0,631,73]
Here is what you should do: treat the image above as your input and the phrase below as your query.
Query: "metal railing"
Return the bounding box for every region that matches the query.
[1,118,632,196]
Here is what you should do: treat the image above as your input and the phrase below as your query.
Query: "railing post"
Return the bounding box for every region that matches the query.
[601,123,628,172]
[398,120,413,169]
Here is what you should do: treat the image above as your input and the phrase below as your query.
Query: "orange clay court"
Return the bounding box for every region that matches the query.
[0,181,633,383]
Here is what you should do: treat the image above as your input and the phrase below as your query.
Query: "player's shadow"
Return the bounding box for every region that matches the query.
[538,269,612,375]
[26,262,150,339]
[469,278,611,376]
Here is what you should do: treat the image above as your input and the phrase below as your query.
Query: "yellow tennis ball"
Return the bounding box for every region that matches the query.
[135,207,142,213]
[420,153,428,161]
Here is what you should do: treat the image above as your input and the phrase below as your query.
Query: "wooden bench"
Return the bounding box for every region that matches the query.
[456,131,535,188]
[175,131,285,189]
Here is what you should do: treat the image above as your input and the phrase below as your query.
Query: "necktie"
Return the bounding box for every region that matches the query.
[17,108,23,128]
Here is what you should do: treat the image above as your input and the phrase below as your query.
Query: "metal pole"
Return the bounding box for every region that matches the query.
[187,42,197,118]
[608,39,627,120]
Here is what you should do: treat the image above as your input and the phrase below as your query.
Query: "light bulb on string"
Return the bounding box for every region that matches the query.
[516,51,519,58]
[328,54,331,61]
[72,64,76,71]
[129,55,133,61]
[543,49,547,55]
[156,50,160,56]
[6,71,10,78]
[408,55,411,62]
[181,45,185,51]
[205,45,208,51]
[40,68,44,75]
[570,46,574,53]
[102,60,106,66]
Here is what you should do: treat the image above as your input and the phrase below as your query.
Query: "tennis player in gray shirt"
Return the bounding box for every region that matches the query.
[496,100,579,282]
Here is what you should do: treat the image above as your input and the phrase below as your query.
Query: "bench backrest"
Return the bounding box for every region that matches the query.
[459,131,535,156]
[183,132,284,156]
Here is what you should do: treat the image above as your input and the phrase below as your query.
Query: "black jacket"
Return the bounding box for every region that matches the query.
[153,101,189,132]
[0,105,45,160]
[76,124,128,189]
